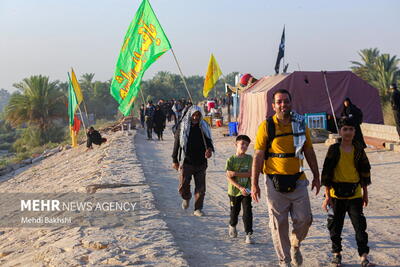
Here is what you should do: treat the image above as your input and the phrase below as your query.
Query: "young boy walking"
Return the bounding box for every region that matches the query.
[225,135,254,244]
[321,117,373,267]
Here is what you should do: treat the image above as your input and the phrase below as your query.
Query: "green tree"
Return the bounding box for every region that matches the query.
[79,73,96,108]
[90,80,119,119]
[139,71,238,104]
[0,119,17,151]
[371,54,400,99]
[4,75,66,144]
[351,48,380,81]
[80,73,95,92]
[0,88,11,113]
[351,48,400,101]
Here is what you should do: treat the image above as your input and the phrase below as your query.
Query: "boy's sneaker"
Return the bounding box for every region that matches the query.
[330,253,342,267]
[193,209,204,217]
[181,199,189,210]
[291,246,303,266]
[228,225,237,238]
[360,253,373,267]
[245,233,254,244]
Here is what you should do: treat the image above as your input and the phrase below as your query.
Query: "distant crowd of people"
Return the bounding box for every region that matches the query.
[137,96,231,141]
[139,98,193,140]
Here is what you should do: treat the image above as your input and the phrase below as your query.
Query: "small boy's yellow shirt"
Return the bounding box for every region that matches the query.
[330,146,362,199]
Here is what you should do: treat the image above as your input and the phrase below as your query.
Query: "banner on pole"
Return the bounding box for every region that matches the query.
[110,0,171,116]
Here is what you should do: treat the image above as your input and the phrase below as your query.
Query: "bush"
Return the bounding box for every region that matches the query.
[0,159,9,169]
[10,152,31,164]
[0,142,12,150]
[0,132,15,143]
[11,125,66,153]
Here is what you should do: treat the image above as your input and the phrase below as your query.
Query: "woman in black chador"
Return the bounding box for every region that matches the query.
[153,105,166,140]
[341,97,367,148]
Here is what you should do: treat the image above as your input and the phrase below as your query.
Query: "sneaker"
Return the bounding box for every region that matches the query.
[291,246,303,266]
[181,199,189,210]
[330,253,342,267]
[228,225,237,238]
[245,233,254,244]
[193,210,204,216]
[360,253,373,267]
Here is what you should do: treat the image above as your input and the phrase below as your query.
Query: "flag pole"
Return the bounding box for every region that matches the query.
[220,75,231,123]
[282,25,285,73]
[68,71,87,136]
[82,100,90,126]
[171,48,193,103]
[71,67,90,125]
[322,71,339,133]
[77,105,87,134]
[139,88,146,104]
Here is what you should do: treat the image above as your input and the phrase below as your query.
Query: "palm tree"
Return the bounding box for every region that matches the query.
[351,48,400,101]
[79,73,95,112]
[371,54,400,99]
[80,73,95,92]
[350,48,380,81]
[4,75,66,143]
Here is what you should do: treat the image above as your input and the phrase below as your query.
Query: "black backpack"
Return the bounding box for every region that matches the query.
[264,116,297,160]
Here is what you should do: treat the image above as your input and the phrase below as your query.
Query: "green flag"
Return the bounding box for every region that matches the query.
[110,0,171,116]
[68,73,78,126]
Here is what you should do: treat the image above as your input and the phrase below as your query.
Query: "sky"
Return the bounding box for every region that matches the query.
[0,0,399,92]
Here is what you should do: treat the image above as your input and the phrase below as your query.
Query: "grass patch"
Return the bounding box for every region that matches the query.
[0,142,66,169]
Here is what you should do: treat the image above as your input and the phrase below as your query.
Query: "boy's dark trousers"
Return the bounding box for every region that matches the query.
[229,195,253,234]
[327,197,369,256]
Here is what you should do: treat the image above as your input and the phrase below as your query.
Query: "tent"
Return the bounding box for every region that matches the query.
[238,71,384,139]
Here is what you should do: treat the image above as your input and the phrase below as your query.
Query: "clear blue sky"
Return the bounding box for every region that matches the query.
[1,0,399,92]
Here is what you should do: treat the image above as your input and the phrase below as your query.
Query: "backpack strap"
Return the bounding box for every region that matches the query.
[264,116,299,159]
[264,116,275,160]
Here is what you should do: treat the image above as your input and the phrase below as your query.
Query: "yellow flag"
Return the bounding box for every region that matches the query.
[71,68,83,104]
[203,54,222,97]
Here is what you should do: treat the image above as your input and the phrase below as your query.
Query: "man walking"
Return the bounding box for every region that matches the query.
[172,106,214,216]
[251,89,320,267]
[145,100,155,140]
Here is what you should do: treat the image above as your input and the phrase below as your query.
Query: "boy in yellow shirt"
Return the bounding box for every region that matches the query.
[321,117,372,267]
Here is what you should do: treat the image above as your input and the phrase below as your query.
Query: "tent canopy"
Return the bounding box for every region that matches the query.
[238,71,383,139]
